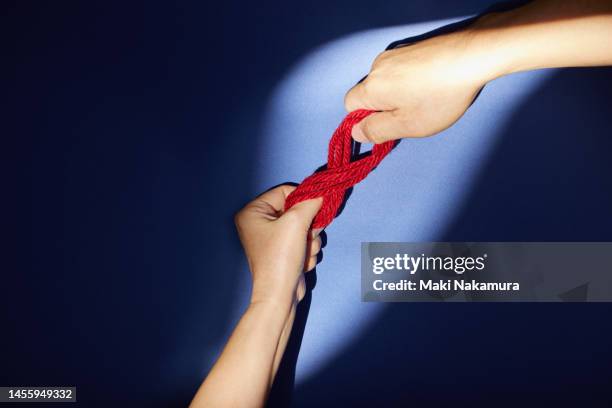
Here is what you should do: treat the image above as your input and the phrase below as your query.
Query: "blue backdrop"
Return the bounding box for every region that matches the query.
[6,1,612,406]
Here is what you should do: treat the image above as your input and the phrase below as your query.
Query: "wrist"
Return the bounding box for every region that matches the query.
[249,288,295,314]
[463,11,524,82]
[247,296,295,335]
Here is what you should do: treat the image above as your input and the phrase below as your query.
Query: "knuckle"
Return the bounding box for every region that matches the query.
[361,79,373,96]
[344,90,355,110]
[306,257,316,272]
[312,255,319,267]
[233,208,247,228]
[280,184,296,197]
[372,50,388,67]
[311,237,322,254]
[345,81,369,111]
[371,51,393,74]
[233,211,242,227]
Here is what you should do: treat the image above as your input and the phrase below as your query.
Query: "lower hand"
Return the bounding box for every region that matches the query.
[234,185,323,307]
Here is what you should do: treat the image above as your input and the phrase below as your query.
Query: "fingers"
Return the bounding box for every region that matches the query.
[296,274,306,302]
[351,110,412,144]
[304,235,322,272]
[238,186,322,232]
[309,227,323,240]
[344,81,373,112]
[304,255,318,272]
[235,185,297,226]
[308,235,322,257]
[346,81,414,143]
[255,184,297,212]
[283,197,323,229]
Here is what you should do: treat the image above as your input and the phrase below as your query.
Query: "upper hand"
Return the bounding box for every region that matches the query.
[344,28,495,143]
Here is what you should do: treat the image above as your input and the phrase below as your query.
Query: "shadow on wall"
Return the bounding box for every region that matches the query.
[443,67,612,242]
[289,67,612,407]
[204,1,612,405]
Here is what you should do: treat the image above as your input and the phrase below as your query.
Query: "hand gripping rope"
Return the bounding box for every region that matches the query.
[284,109,395,228]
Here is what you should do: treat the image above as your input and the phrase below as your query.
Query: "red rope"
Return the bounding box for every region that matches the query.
[284,109,394,228]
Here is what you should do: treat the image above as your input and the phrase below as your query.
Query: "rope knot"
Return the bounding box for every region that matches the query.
[284,109,394,228]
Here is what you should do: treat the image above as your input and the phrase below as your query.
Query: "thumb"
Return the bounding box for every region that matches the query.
[352,110,408,144]
[283,197,323,229]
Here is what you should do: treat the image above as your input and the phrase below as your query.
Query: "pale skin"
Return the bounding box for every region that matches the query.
[190,186,322,408]
[192,1,612,406]
[345,0,612,143]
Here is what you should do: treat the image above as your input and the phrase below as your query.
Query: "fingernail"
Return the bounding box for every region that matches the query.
[352,124,368,143]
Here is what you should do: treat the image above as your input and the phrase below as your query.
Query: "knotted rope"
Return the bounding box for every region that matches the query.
[284,109,395,228]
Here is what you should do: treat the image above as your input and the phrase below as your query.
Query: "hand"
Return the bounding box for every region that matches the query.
[234,185,323,307]
[344,28,493,143]
[345,0,612,144]
[192,187,322,408]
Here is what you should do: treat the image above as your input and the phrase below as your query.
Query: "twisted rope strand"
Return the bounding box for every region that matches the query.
[284,109,395,228]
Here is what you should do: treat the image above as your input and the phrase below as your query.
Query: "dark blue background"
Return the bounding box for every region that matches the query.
[5,1,612,406]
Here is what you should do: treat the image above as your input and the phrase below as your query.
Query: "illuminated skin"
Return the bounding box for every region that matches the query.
[345,0,612,143]
[190,186,321,408]
[192,1,612,406]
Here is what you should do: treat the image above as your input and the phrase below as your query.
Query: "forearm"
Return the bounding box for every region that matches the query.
[271,304,296,377]
[191,299,295,408]
[469,0,612,81]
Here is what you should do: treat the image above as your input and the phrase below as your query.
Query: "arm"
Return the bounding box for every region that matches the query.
[345,0,612,143]
[190,186,322,408]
